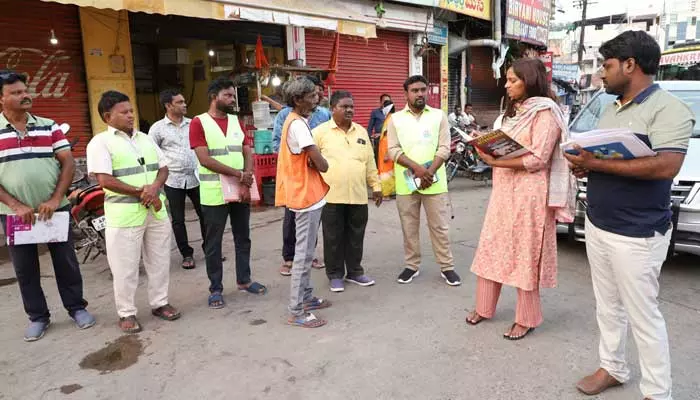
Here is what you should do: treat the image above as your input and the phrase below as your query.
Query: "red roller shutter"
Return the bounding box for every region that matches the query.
[305,29,409,127]
[0,0,91,157]
[468,47,503,111]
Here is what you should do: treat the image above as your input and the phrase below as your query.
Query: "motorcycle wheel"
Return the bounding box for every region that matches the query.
[446,158,459,183]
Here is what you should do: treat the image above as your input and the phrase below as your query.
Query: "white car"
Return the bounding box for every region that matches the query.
[558,81,700,257]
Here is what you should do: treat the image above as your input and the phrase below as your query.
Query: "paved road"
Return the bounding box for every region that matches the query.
[0,179,698,400]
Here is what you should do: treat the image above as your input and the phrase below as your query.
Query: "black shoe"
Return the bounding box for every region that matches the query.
[397,268,420,284]
[441,270,462,286]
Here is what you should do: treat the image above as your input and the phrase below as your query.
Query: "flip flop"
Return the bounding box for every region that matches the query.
[151,304,181,321]
[119,315,142,334]
[208,292,225,309]
[182,257,196,270]
[504,323,535,340]
[303,297,332,311]
[287,312,327,328]
[465,311,486,326]
[238,282,267,295]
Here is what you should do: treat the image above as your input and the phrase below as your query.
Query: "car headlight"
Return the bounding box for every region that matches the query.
[456,142,466,153]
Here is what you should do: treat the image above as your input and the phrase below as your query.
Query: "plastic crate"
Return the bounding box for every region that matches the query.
[253,154,278,203]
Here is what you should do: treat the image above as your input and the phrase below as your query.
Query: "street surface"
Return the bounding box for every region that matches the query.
[0,180,698,400]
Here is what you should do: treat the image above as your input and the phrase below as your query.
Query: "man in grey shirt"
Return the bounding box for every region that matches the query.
[149,89,204,270]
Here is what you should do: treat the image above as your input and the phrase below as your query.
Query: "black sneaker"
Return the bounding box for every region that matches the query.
[441,270,462,286]
[397,268,420,284]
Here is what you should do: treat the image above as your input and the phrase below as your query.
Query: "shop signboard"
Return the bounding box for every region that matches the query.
[438,0,491,21]
[505,0,552,46]
[391,0,436,5]
[428,20,449,45]
[660,50,700,66]
[552,63,580,83]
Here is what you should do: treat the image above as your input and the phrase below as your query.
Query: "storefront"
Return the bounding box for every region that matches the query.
[0,0,92,157]
[305,29,410,126]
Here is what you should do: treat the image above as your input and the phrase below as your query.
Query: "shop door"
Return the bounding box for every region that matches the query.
[468,47,503,112]
[422,48,441,109]
[305,29,409,127]
[0,0,91,157]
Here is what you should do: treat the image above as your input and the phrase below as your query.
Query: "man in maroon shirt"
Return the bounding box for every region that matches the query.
[189,78,265,309]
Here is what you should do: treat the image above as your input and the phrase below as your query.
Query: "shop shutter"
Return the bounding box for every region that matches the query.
[448,55,462,111]
[0,0,91,157]
[468,47,503,111]
[305,29,409,127]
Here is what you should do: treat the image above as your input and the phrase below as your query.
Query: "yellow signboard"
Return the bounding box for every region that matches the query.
[439,0,491,21]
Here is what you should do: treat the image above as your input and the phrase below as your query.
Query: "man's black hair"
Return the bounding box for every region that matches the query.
[599,30,661,75]
[330,90,353,107]
[98,90,130,120]
[403,75,428,91]
[0,70,27,93]
[159,88,182,108]
[465,103,473,108]
[380,93,391,100]
[306,75,323,88]
[207,77,235,100]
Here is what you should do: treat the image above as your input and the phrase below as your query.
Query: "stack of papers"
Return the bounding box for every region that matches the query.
[561,128,656,160]
[221,175,261,203]
[6,212,69,245]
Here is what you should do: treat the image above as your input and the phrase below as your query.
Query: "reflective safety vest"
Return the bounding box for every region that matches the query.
[197,113,245,206]
[392,106,448,195]
[102,131,168,228]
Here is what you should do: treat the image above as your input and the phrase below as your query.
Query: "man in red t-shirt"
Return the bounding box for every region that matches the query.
[189,78,266,309]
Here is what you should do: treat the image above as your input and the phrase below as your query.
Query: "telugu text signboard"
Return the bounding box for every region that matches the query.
[505,0,551,46]
[438,0,491,21]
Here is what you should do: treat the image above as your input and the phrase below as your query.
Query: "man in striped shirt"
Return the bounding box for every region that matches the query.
[0,70,95,342]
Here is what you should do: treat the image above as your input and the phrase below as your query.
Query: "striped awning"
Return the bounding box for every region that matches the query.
[41,0,377,38]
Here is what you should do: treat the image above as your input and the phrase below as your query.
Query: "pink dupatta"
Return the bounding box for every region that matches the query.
[499,97,576,223]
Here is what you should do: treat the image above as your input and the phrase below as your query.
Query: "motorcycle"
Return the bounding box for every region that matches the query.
[61,124,107,264]
[446,125,492,185]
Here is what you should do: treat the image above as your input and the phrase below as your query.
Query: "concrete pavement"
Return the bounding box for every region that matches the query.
[0,179,698,400]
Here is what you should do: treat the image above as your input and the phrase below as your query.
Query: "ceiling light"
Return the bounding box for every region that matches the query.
[208,50,215,57]
[49,30,58,46]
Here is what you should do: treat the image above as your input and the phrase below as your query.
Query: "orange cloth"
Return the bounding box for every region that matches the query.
[275,112,329,210]
[377,114,395,197]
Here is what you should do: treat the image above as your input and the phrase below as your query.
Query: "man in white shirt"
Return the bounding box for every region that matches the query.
[86,91,180,334]
[149,89,203,270]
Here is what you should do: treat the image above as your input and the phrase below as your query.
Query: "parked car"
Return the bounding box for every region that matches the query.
[558,81,700,257]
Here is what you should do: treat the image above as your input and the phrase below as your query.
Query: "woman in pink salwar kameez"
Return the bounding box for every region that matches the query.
[466,58,575,340]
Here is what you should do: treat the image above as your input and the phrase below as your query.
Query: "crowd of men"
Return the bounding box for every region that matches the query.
[0,29,690,400]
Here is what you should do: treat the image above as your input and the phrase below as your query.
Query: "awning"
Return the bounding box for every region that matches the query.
[41,0,378,38]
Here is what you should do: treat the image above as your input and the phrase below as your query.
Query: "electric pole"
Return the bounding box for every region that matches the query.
[573,0,595,67]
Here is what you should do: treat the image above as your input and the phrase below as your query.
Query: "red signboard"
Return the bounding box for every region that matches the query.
[539,51,553,83]
[0,0,91,157]
[505,0,552,47]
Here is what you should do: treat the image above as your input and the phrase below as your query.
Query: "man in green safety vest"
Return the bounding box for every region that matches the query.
[87,91,181,334]
[190,78,267,309]
[387,75,461,287]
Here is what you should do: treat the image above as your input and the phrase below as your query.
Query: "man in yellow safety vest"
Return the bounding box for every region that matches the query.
[387,75,461,287]
[87,91,181,334]
[190,78,267,309]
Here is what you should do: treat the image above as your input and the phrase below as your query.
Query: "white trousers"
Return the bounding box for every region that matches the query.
[585,218,672,400]
[105,214,172,318]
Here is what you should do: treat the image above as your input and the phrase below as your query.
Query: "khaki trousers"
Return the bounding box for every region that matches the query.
[105,213,172,318]
[396,192,454,271]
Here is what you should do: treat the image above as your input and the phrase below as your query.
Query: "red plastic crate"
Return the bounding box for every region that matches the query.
[253,154,277,204]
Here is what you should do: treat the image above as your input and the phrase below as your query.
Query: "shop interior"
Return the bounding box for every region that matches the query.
[128,13,327,140]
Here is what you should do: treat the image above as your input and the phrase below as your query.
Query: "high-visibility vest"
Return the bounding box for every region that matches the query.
[197,113,245,206]
[102,131,168,228]
[392,106,448,196]
[274,112,329,209]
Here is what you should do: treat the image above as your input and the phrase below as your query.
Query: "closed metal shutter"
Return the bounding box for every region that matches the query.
[468,47,503,111]
[0,0,91,157]
[305,29,409,127]
[448,55,462,111]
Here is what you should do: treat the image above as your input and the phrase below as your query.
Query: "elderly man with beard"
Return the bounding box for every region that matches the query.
[387,75,461,287]
[0,70,95,341]
[313,91,383,293]
[190,77,267,309]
